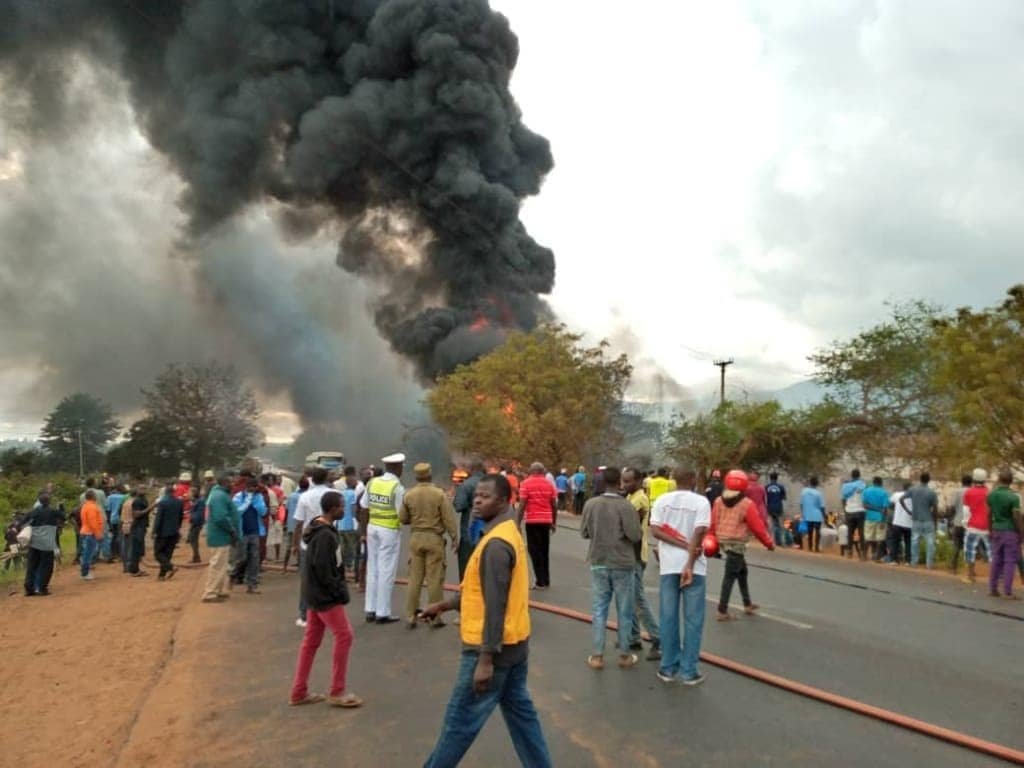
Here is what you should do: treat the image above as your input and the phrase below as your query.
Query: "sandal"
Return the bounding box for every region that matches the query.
[744,604,760,615]
[586,655,604,670]
[289,693,326,706]
[618,653,639,668]
[328,693,364,708]
[716,612,732,622]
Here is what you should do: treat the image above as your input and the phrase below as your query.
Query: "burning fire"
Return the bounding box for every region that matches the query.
[469,313,490,332]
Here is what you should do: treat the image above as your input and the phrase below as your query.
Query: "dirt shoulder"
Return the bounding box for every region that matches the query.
[0,553,207,768]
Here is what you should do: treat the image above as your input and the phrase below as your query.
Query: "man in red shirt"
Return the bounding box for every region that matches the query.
[517,462,558,589]
[745,471,770,529]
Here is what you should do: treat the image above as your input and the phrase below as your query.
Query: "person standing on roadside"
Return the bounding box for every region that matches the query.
[713,470,775,621]
[949,474,972,574]
[105,485,125,562]
[420,474,551,768]
[283,476,308,574]
[152,483,184,581]
[517,462,558,591]
[986,469,1022,599]
[571,465,588,515]
[888,481,914,565]
[862,477,890,562]
[201,474,239,603]
[289,491,363,709]
[293,468,335,624]
[23,492,64,597]
[705,469,724,505]
[649,468,711,686]
[78,489,105,581]
[906,472,939,568]
[232,477,266,594]
[555,469,569,511]
[799,477,825,553]
[186,485,206,564]
[745,471,770,530]
[126,486,155,577]
[622,468,661,661]
[841,469,867,561]
[120,489,136,573]
[454,461,485,580]
[360,454,406,624]
[961,469,991,584]
[400,462,458,628]
[581,466,642,670]
[337,467,363,578]
[764,472,787,547]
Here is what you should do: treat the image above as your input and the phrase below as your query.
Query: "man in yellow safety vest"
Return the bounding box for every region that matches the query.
[360,453,406,624]
[420,474,551,767]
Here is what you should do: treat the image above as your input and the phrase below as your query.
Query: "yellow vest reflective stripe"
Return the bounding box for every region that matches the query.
[460,519,530,647]
[367,477,400,530]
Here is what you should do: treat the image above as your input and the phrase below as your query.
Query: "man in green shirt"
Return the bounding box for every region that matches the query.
[986,470,1022,599]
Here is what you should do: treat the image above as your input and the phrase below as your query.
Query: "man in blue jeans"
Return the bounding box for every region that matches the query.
[420,474,550,768]
[580,466,642,669]
[649,468,712,686]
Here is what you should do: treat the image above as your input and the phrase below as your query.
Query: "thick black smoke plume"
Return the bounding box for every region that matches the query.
[1,0,554,380]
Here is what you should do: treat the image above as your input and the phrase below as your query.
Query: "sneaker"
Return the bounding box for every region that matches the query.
[656,670,681,684]
[82,573,96,581]
[295,618,307,628]
[586,655,604,670]
[375,616,400,625]
[618,653,639,669]
[682,674,706,687]
[365,613,376,623]
[201,595,225,603]
[628,641,644,652]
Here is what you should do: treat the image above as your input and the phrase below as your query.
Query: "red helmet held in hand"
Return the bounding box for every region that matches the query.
[702,532,720,558]
[724,469,749,492]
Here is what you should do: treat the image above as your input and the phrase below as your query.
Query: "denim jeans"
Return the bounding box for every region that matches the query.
[659,572,706,681]
[770,514,784,546]
[911,521,936,568]
[629,561,660,646]
[80,535,98,577]
[424,651,551,768]
[590,566,635,656]
[241,534,260,587]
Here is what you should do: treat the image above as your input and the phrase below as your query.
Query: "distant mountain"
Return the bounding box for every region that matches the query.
[764,380,828,409]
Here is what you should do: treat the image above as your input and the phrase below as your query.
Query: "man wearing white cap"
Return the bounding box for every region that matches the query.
[361,453,406,623]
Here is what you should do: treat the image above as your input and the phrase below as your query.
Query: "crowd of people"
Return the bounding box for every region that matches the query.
[8,456,1022,767]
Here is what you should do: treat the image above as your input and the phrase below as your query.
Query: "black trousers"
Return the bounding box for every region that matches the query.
[806,521,822,552]
[889,525,912,564]
[187,523,203,562]
[573,492,586,515]
[24,547,55,594]
[128,526,146,573]
[949,525,966,570]
[718,550,751,612]
[154,535,179,577]
[845,513,866,559]
[525,523,551,587]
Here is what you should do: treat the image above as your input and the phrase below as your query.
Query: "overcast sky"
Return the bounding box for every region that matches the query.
[2,0,1022,439]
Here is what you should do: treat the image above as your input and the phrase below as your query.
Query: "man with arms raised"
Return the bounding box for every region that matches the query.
[649,467,711,686]
[420,474,551,767]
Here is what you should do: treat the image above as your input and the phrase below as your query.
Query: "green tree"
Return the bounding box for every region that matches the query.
[0,447,43,476]
[663,398,849,479]
[933,285,1024,474]
[105,418,183,479]
[808,300,943,466]
[427,325,632,470]
[39,393,119,474]
[141,363,262,479]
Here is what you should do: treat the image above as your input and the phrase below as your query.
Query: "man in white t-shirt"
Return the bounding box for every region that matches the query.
[291,466,333,626]
[649,467,711,686]
[887,481,913,565]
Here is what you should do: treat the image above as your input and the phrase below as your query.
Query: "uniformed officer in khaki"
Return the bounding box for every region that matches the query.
[400,462,458,628]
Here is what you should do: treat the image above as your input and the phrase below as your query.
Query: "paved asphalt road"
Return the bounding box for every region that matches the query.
[186,520,1022,767]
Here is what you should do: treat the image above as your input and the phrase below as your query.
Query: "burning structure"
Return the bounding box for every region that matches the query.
[1,0,554,454]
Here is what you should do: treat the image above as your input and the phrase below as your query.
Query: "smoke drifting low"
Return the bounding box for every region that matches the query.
[2,0,554,381]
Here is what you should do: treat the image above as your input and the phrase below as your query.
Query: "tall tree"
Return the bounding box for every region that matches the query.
[0,446,42,476]
[141,363,262,478]
[427,325,632,470]
[105,418,182,479]
[663,398,848,480]
[933,285,1024,474]
[39,393,119,474]
[808,300,943,466]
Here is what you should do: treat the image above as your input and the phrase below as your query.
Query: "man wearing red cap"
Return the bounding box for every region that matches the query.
[712,470,774,621]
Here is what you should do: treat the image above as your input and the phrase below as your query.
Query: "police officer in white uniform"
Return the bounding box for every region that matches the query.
[362,453,405,623]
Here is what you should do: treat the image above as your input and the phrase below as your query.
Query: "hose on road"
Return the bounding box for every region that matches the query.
[402,577,1024,766]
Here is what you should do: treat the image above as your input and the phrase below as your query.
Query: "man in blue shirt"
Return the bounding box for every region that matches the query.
[862,477,890,562]
[571,466,587,515]
[555,469,569,511]
[283,476,308,573]
[336,468,361,575]
[232,478,266,594]
[106,486,125,562]
[841,469,867,561]
[765,473,787,546]
[800,476,826,553]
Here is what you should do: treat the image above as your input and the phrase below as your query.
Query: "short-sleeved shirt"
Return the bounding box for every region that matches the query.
[649,490,711,576]
[963,486,990,531]
[800,487,825,523]
[627,488,652,563]
[841,479,866,513]
[891,491,913,528]
[987,486,1021,532]
[555,475,569,493]
[286,490,303,533]
[765,482,786,515]
[905,484,938,523]
[862,486,889,523]
[294,483,333,550]
[572,472,586,493]
[520,475,557,525]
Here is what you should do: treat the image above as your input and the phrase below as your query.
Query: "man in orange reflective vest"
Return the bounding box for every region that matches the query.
[420,474,551,767]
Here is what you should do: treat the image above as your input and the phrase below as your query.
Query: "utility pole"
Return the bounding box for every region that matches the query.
[712,359,734,405]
